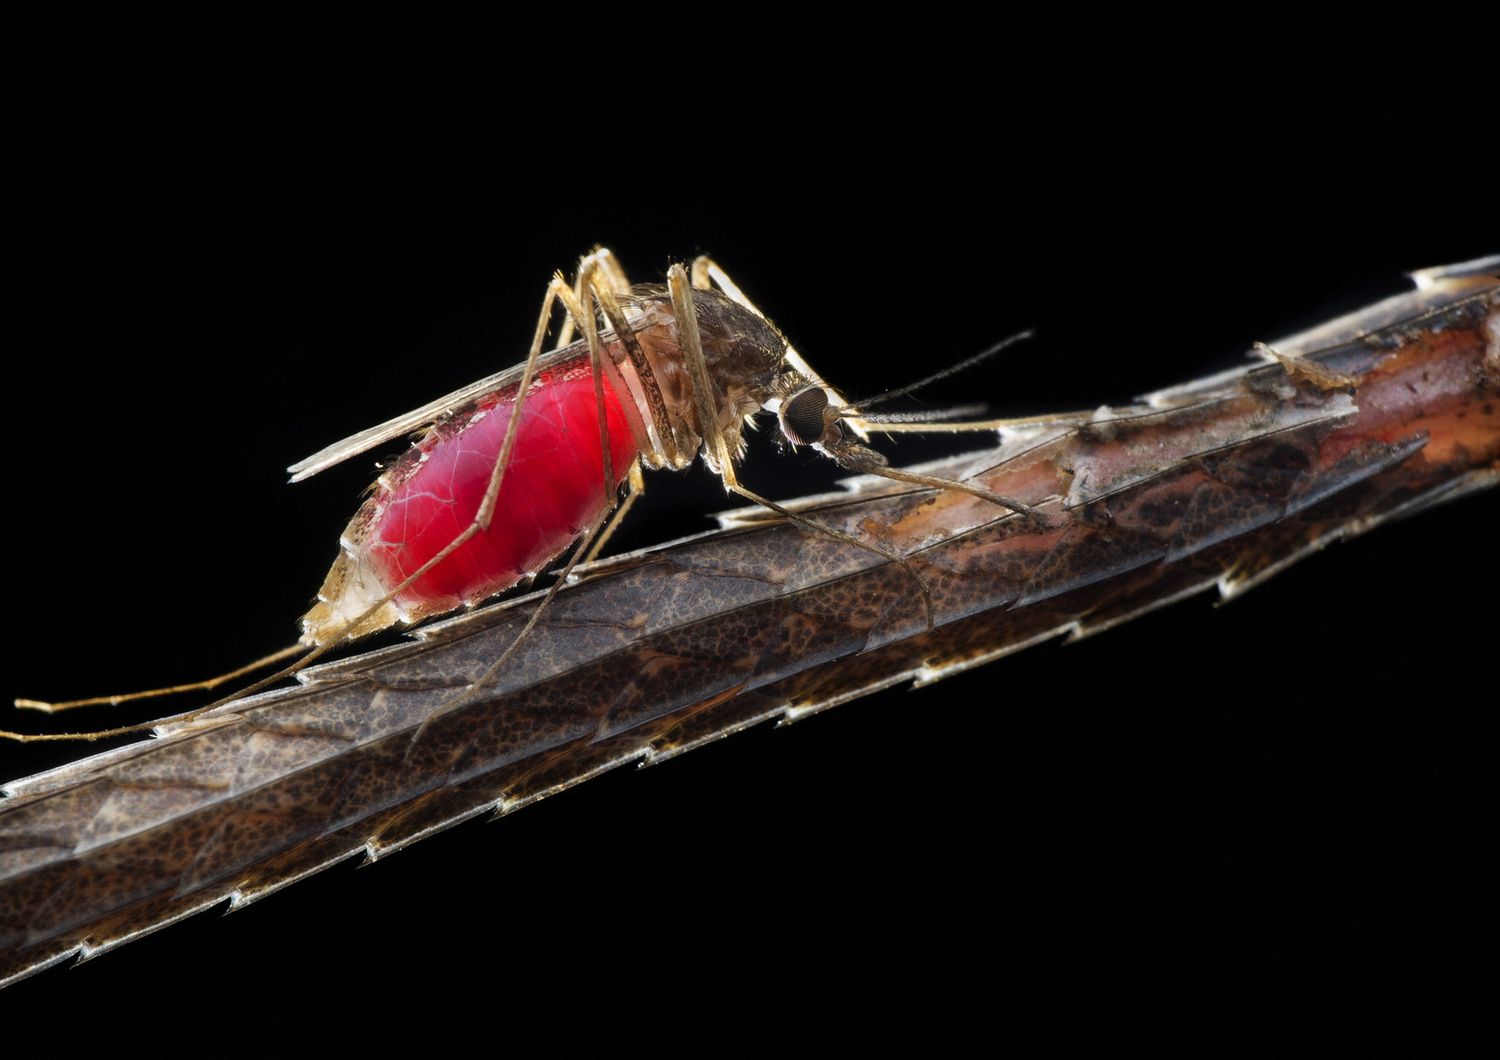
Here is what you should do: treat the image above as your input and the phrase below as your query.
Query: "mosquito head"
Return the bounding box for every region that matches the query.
[778,384,847,448]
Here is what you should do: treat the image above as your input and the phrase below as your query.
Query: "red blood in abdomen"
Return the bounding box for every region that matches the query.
[365,361,640,613]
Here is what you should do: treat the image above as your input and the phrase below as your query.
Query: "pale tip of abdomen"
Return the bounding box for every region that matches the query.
[301,551,404,646]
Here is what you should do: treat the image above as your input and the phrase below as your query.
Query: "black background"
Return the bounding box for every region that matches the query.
[4,23,1494,1047]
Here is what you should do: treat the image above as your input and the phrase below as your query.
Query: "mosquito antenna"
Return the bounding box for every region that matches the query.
[841,329,1035,414]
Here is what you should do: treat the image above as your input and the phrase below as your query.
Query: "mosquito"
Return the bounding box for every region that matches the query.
[6,248,1040,741]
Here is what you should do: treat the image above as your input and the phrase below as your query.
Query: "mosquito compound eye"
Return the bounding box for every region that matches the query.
[779,386,831,446]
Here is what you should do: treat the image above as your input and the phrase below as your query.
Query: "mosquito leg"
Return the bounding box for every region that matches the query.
[402,305,633,748]
[13,643,307,714]
[536,256,627,504]
[583,463,645,565]
[5,606,371,739]
[590,245,633,297]
[667,265,735,475]
[343,263,624,637]
[413,498,616,738]
[688,255,757,305]
[688,256,713,291]
[669,264,936,625]
[571,259,623,500]
[590,261,679,467]
[2,643,334,740]
[725,481,934,631]
[553,247,628,349]
[476,502,611,693]
[552,258,586,348]
[834,455,1040,521]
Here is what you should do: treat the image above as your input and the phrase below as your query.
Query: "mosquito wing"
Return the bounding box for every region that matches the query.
[287,345,584,482]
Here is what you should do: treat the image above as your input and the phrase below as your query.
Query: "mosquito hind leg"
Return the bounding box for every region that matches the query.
[12,643,306,714]
[583,463,645,565]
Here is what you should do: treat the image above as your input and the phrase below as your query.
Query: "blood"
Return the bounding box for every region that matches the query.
[365,360,641,612]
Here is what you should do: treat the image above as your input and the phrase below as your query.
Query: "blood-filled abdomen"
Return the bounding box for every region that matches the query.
[372,360,641,610]
[301,357,642,644]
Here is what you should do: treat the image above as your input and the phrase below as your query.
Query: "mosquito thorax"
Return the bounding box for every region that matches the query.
[615,285,791,469]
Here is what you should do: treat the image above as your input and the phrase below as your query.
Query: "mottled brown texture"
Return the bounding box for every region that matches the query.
[2,264,1495,988]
